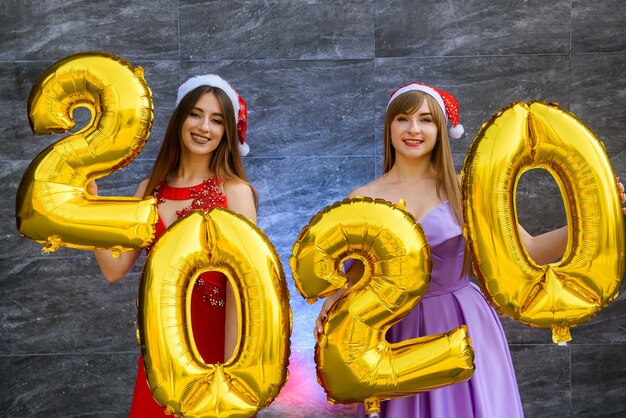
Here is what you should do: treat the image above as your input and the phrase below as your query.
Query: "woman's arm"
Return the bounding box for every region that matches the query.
[222,180,257,359]
[92,179,148,283]
[518,225,568,265]
[520,177,625,265]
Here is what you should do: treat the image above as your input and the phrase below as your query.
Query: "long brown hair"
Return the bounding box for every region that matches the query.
[383,90,464,228]
[144,85,257,205]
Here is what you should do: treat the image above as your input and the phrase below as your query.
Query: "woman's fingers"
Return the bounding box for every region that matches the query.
[313,313,327,340]
[314,318,322,340]
[86,180,98,196]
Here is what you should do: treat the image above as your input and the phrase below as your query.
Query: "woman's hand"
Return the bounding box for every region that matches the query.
[313,259,365,340]
[86,180,98,196]
[313,290,344,341]
[313,299,331,341]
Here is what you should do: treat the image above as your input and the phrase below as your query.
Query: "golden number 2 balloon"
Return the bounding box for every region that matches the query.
[290,198,474,415]
[16,51,157,253]
[138,209,291,418]
[462,101,625,343]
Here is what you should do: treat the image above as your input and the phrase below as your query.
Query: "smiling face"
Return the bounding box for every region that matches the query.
[389,99,438,162]
[383,90,447,174]
[179,92,225,158]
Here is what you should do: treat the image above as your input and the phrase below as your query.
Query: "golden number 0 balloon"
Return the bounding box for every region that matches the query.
[462,101,625,343]
[290,198,474,415]
[138,209,291,417]
[16,51,157,253]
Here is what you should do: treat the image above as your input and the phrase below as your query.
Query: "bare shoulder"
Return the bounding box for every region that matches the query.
[347,177,385,199]
[223,180,256,223]
[134,179,150,198]
[223,180,254,198]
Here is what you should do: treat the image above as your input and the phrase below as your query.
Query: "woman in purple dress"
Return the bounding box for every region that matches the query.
[315,82,626,418]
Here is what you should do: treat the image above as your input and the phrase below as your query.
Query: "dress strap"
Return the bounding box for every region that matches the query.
[152,177,222,200]
[151,176,227,218]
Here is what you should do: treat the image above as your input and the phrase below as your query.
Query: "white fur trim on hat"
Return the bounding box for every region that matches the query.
[176,74,239,121]
[388,84,448,120]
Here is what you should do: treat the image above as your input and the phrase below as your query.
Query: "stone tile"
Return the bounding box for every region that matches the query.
[0,0,178,60]
[451,153,465,174]
[181,60,376,158]
[0,257,142,354]
[0,353,135,417]
[572,0,626,53]
[137,60,181,107]
[374,55,571,156]
[570,53,626,155]
[571,344,626,417]
[501,317,555,345]
[510,344,571,417]
[375,0,570,57]
[247,156,376,250]
[570,292,626,344]
[179,0,374,60]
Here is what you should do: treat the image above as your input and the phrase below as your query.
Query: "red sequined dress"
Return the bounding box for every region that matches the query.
[129,177,228,417]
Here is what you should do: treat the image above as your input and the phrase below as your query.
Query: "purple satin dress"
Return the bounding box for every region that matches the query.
[357,201,524,418]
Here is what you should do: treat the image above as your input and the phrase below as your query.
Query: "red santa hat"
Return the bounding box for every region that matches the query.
[176,74,249,156]
[388,82,464,139]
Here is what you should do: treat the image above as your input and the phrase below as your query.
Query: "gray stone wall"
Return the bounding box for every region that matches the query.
[1,1,624,416]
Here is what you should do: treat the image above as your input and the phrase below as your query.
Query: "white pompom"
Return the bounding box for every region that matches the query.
[449,124,464,139]
[239,141,250,156]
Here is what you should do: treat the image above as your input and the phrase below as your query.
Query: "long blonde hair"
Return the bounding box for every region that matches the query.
[383,90,464,228]
[144,85,257,206]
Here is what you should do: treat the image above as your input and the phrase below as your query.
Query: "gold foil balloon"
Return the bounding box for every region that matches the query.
[462,101,625,343]
[16,51,157,253]
[290,198,475,415]
[138,209,291,417]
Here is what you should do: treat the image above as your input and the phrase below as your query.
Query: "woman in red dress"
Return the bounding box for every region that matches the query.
[92,75,257,416]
